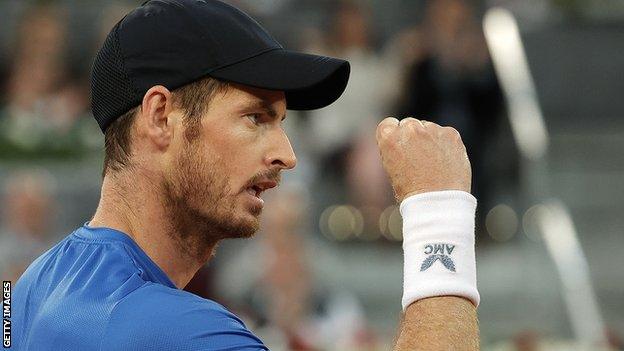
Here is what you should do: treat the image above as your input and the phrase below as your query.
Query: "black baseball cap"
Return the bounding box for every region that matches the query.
[91,0,350,132]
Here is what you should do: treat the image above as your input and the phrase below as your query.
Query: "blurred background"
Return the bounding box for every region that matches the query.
[0,0,623,350]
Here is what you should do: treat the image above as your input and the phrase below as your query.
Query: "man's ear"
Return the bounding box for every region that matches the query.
[139,85,176,149]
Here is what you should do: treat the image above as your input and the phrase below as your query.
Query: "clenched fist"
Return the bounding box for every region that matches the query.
[376,117,471,202]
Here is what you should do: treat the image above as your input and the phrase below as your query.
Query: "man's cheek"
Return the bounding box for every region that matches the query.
[228,168,248,191]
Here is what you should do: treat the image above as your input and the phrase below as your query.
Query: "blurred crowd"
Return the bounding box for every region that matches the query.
[0,0,512,249]
[0,4,101,159]
[6,0,621,350]
[0,0,522,349]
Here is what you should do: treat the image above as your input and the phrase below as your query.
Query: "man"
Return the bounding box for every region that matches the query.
[12,0,479,350]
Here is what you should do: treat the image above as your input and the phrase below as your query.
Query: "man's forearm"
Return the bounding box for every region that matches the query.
[394,296,479,351]
[376,118,480,350]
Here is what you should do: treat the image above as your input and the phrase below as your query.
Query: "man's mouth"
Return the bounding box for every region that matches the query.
[246,185,262,198]
[245,180,278,199]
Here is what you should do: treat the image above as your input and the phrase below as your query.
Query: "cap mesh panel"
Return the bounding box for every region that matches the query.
[90,21,140,132]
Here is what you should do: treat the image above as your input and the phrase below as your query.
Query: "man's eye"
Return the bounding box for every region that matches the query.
[246,114,262,125]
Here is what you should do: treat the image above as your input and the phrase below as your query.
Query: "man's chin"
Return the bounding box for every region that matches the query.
[222,209,260,239]
[191,199,261,240]
[226,223,258,239]
[240,212,261,237]
[189,205,260,240]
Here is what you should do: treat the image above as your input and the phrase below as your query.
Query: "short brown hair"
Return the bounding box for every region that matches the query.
[102,77,229,177]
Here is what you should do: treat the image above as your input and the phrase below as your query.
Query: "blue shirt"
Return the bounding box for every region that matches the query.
[12,225,268,350]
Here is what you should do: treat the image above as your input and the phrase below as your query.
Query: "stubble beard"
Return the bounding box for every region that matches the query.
[161,140,260,261]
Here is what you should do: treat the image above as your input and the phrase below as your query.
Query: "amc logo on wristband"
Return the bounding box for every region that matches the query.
[420,244,456,272]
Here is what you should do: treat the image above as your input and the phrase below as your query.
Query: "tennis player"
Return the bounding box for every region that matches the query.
[11,0,479,349]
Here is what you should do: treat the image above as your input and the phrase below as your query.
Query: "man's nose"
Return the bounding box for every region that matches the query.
[265,129,297,170]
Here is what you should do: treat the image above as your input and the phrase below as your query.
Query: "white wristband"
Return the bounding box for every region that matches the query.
[400,190,479,310]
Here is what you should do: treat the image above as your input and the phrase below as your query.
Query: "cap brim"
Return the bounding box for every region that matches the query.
[209,49,350,110]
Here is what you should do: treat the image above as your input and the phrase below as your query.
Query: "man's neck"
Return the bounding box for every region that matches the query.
[89,172,215,288]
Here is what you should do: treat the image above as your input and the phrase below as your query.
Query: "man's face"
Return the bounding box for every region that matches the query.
[162,83,296,254]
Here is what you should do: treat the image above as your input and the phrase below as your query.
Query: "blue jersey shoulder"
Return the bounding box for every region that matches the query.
[12,227,268,351]
[105,283,268,351]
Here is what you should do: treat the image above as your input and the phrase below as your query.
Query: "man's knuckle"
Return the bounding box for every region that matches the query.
[401,117,418,125]
[379,126,396,141]
[442,126,461,139]
[422,120,437,128]
[377,118,398,135]
[444,126,459,135]
[402,123,420,136]
[379,117,398,127]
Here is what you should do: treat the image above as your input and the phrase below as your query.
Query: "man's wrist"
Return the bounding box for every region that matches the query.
[400,190,479,310]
